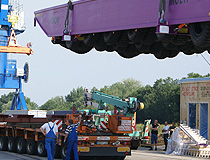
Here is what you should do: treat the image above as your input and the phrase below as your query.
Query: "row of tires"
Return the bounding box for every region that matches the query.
[0,136,126,160]
[57,22,210,59]
[0,136,64,159]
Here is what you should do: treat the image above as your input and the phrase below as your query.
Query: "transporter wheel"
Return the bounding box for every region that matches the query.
[37,140,47,157]
[179,41,205,55]
[17,138,26,154]
[142,28,157,45]
[179,41,194,55]
[156,33,175,43]
[26,139,37,155]
[128,28,147,42]
[61,142,74,160]
[54,144,61,158]
[66,41,92,54]
[162,42,178,50]
[190,22,210,48]
[167,50,179,58]
[0,137,8,151]
[95,34,107,51]
[171,35,189,45]
[135,42,151,54]
[8,137,17,152]
[116,31,130,47]
[106,45,115,52]
[61,142,67,160]
[104,31,121,45]
[115,44,140,58]
[83,33,99,46]
[151,43,168,59]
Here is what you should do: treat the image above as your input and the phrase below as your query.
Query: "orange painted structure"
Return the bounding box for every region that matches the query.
[0,29,33,55]
[0,111,131,160]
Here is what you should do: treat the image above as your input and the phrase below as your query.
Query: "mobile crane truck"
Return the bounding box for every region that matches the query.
[84,90,144,149]
[0,104,134,160]
[34,0,210,59]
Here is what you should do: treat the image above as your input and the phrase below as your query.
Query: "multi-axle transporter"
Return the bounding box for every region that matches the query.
[35,0,210,59]
[0,108,132,160]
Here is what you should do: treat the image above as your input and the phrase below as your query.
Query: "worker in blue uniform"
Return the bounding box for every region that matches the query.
[64,115,82,160]
[40,116,58,160]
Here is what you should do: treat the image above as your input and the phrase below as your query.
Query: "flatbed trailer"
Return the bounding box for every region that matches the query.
[0,113,131,160]
[34,0,210,59]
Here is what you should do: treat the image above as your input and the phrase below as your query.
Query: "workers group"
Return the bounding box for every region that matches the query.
[150,120,177,151]
[40,116,81,160]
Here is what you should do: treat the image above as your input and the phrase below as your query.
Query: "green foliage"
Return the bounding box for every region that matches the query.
[132,77,180,124]
[1,101,12,113]
[25,97,38,110]
[100,78,142,99]
[183,72,210,79]
[39,87,85,111]
[0,92,38,112]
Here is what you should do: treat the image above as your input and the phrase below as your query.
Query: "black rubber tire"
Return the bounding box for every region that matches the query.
[115,44,140,58]
[37,140,47,157]
[95,34,107,51]
[171,35,189,45]
[131,139,140,150]
[61,142,74,160]
[54,144,61,158]
[190,22,210,48]
[26,139,37,155]
[60,42,68,49]
[66,41,92,54]
[116,31,130,47]
[128,28,147,42]
[142,28,157,45]
[61,142,67,160]
[168,50,179,58]
[179,42,194,55]
[17,138,26,154]
[151,43,168,59]
[179,41,205,55]
[104,31,121,45]
[156,33,175,43]
[162,42,178,50]
[135,42,151,54]
[83,33,99,46]
[8,137,17,152]
[106,45,115,52]
[0,137,8,151]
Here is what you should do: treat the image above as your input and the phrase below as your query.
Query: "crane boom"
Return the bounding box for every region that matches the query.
[84,90,144,115]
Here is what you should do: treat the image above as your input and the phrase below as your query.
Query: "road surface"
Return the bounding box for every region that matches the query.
[0,148,203,160]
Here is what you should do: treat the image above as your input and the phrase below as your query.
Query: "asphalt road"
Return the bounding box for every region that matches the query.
[0,148,203,160]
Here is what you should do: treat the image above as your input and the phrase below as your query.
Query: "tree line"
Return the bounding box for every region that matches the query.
[0,73,209,123]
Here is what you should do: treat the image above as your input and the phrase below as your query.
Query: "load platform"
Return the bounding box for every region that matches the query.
[35,0,210,59]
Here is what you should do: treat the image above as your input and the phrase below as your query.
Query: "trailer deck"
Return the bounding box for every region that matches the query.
[35,0,210,59]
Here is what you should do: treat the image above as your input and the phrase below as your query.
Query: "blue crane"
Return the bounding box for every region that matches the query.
[0,0,32,111]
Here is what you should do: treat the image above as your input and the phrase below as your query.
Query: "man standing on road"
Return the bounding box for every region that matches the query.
[169,122,176,137]
[150,120,159,151]
[40,116,58,160]
[162,121,169,151]
[64,115,82,160]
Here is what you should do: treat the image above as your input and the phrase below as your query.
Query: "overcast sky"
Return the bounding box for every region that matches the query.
[0,0,210,106]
